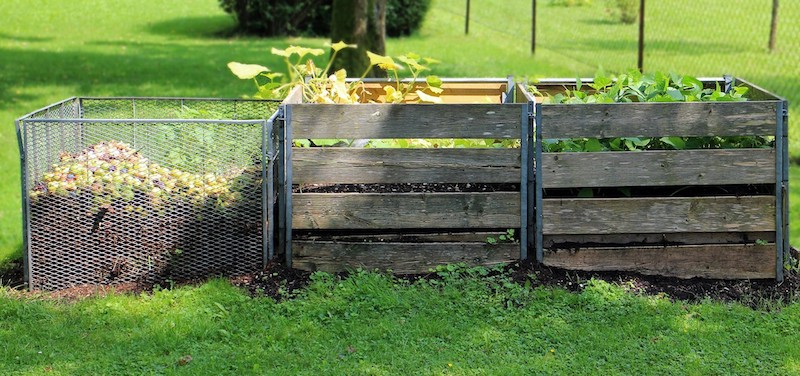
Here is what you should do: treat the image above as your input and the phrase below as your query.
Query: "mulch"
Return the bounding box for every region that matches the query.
[3,249,799,309]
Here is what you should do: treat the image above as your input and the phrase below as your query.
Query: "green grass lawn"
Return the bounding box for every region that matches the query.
[2,271,800,375]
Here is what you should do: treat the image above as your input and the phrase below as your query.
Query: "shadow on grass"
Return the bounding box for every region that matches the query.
[0,39,307,110]
[563,37,750,55]
[143,15,238,39]
[0,32,53,43]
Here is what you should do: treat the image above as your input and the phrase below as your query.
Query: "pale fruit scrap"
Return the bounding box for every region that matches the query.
[30,140,244,208]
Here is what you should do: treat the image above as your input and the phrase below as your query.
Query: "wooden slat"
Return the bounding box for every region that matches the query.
[543,244,776,279]
[293,241,518,273]
[516,83,537,104]
[289,103,523,139]
[543,196,775,235]
[282,85,303,104]
[540,101,778,138]
[363,82,507,104]
[544,232,776,248]
[542,149,775,188]
[293,192,521,229]
[292,148,521,184]
[297,231,513,243]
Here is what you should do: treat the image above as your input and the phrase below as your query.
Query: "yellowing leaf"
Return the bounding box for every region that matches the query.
[334,69,347,83]
[227,62,270,79]
[330,41,357,52]
[415,90,442,103]
[271,47,291,57]
[367,51,399,71]
[397,55,422,70]
[285,45,325,58]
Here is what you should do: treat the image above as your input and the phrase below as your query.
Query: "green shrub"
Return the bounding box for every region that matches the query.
[218,0,331,37]
[386,0,432,37]
[606,0,638,24]
[219,0,431,38]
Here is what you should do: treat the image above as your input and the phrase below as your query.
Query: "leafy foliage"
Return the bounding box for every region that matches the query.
[218,0,432,37]
[529,70,773,153]
[386,0,433,37]
[218,0,331,37]
[229,42,442,104]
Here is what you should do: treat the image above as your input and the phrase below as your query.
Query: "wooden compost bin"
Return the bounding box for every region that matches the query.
[278,79,533,273]
[519,78,789,280]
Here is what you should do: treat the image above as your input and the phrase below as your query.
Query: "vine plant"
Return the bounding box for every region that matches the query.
[528,69,772,153]
[228,41,443,104]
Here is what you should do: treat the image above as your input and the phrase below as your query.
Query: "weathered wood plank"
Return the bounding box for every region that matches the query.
[293,241,518,273]
[282,85,303,104]
[293,192,521,229]
[543,196,775,235]
[540,101,777,138]
[297,231,513,243]
[543,244,776,279]
[544,232,775,248]
[516,83,537,104]
[542,149,775,188]
[363,82,507,104]
[289,103,524,139]
[292,148,521,184]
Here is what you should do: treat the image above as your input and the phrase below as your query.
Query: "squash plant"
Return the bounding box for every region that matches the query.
[229,43,518,149]
[529,69,773,153]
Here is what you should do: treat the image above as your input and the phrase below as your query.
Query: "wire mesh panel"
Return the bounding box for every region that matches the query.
[18,98,279,290]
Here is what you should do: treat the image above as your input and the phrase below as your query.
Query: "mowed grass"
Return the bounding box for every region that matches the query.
[2,0,798,261]
[2,271,800,375]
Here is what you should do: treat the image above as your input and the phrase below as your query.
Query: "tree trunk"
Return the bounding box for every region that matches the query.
[769,0,779,52]
[331,0,386,78]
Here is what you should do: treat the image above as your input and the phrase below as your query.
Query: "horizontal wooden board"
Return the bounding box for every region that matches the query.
[543,196,775,235]
[543,244,776,279]
[363,82,507,104]
[540,101,778,138]
[292,148,521,184]
[544,232,775,248]
[293,192,521,230]
[292,241,518,274]
[542,149,775,188]
[297,231,515,243]
[288,103,524,139]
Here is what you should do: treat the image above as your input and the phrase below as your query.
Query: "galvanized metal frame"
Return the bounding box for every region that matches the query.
[17,97,279,288]
[283,105,294,268]
[775,99,789,282]
[534,103,544,263]
[519,103,530,260]
[264,109,281,264]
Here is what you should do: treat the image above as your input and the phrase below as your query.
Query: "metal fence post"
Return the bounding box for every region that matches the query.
[534,102,543,263]
[283,106,293,268]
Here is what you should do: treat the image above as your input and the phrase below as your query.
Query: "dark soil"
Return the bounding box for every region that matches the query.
[3,249,798,309]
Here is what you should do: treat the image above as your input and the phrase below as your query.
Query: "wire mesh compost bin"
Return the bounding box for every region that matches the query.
[16,97,280,290]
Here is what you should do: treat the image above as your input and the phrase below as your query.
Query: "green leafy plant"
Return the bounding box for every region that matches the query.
[487,229,517,245]
[228,42,442,104]
[529,69,772,153]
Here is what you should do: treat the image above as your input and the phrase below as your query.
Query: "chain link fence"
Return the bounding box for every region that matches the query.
[17,98,279,290]
[446,0,798,157]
